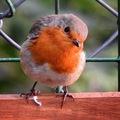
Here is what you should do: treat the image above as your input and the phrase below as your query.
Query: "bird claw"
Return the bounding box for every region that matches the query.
[56,86,74,108]
[61,90,74,108]
[20,82,40,102]
[20,89,40,102]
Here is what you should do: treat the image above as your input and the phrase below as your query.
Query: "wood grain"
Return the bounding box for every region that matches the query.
[0,92,120,120]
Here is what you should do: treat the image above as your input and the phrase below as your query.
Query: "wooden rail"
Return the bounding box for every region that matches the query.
[0,92,120,120]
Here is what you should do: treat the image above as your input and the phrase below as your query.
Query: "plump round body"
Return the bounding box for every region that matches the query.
[20,14,88,88]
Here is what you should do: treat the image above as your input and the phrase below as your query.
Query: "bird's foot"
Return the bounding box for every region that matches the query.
[20,89,40,102]
[20,82,40,102]
[57,86,74,108]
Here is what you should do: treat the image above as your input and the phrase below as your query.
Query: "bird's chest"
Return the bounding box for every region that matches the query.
[20,50,85,87]
[29,44,80,74]
[49,52,80,74]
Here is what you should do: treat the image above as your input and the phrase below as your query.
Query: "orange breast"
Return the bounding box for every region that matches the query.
[28,27,83,74]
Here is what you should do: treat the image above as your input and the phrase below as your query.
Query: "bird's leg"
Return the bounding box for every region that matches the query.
[61,86,74,108]
[29,81,38,96]
[20,81,40,101]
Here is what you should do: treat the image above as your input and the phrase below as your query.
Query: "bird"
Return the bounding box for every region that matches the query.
[20,14,88,107]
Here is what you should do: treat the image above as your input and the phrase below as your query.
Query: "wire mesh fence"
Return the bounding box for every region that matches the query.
[0,0,118,93]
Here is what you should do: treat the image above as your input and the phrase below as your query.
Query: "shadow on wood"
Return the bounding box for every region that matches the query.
[0,92,120,120]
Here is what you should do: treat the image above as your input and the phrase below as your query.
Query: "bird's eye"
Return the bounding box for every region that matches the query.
[64,27,70,33]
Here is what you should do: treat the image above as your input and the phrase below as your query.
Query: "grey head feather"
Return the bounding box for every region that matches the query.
[26,14,88,41]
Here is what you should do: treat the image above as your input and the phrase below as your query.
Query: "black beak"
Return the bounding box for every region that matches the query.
[72,39,80,47]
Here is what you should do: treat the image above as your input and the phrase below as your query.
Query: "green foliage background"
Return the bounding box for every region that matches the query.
[0,0,118,93]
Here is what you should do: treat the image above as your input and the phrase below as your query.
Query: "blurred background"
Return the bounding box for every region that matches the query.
[0,0,118,93]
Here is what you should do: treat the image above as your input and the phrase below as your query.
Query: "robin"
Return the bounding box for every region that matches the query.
[20,14,88,107]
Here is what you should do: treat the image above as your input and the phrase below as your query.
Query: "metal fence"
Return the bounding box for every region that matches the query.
[0,0,119,91]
